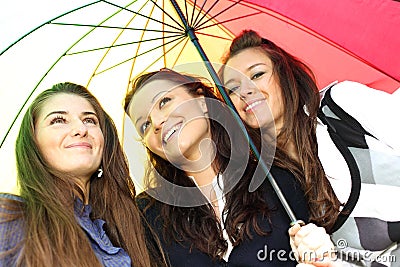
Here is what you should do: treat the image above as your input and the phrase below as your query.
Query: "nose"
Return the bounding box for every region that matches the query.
[150,110,166,134]
[240,79,257,98]
[71,120,88,137]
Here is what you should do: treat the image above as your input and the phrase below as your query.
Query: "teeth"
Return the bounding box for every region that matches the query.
[163,125,180,143]
[245,100,263,112]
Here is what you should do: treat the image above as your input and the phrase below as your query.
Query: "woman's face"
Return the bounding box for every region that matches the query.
[222,47,284,132]
[128,79,211,166]
[35,93,104,182]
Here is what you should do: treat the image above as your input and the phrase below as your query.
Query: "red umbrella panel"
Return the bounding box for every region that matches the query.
[199,0,400,93]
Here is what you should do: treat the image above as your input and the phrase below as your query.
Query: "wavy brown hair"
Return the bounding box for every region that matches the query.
[219,29,341,232]
[125,70,272,260]
[0,82,165,266]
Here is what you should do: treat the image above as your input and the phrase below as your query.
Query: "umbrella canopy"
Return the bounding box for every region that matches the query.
[1,0,399,195]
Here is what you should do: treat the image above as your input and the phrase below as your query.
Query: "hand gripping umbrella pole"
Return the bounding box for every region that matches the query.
[169,0,304,226]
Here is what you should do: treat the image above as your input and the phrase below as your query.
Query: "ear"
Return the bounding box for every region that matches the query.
[195,87,208,115]
[197,95,208,115]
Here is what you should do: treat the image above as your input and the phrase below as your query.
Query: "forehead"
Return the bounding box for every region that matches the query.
[128,79,180,118]
[224,48,272,77]
[38,93,94,115]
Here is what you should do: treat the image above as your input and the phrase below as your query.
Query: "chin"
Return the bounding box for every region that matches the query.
[244,118,262,129]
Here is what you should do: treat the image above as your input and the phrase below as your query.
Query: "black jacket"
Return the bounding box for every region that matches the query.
[138,166,309,267]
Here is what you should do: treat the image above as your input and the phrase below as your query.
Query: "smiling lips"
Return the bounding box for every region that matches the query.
[66,142,92,149]
[245,99,264,113]
[163,123,182,143]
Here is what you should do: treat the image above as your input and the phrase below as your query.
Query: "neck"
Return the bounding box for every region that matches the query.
[73,177,91,205]
[186,165,218,187]
[180,137,217,181]
[281,138,300,162]
[273,123,300,162]
[260,126,277,145]
[187,166,220,206]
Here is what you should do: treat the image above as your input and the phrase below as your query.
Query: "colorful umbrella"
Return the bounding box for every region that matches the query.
[1,0,399,203]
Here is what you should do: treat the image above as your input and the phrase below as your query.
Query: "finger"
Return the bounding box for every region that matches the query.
[296,238,334,262]
[295,224,329,249]
[297,223,321,237]
[289,222,302,236]
[311,260,343,267]
[314,240,335,259]
[298,227,329,250]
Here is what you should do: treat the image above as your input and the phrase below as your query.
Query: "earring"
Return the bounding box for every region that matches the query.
[97,168,103,178]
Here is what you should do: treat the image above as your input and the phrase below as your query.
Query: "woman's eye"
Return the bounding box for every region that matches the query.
[226,86,240,95]
[159,97,171,109]
[140,121,151,134]
[50,116,66,124]
[251,71,265,80]
[83,117,98,125]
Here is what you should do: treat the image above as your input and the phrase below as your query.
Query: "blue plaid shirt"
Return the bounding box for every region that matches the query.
[0,193,131,266]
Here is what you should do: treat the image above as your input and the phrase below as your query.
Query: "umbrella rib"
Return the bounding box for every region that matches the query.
[189,0,197,26]
[0,1,102,56]
[89,0,160,86]
[51,22,182,34]
[194,0,242,29]
[184,0,190,26]
[192,0,221,29]
[87,0,161,86]
[130,2,158,76]
[171,38,191,67]
[195,32,233,41]
[191,0,207,27]
[162,1,167,67]
[137,36,188,74]
[101,0,184,31]
[148,0,186,31]
[196,11,262,31]
[65,34,182,55]
[94,35,186,75]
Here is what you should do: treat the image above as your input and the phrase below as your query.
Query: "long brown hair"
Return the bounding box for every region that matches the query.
[1,82,163,266]
[219,30,341,232]
[125,70,272,260]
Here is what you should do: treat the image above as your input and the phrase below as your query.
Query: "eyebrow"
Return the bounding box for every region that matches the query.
[135,116,142,126]
[151,90,168,103]
[133,90,169,126]
[44,111,67,120]
[44,110,97,119]
[224,63,266,85]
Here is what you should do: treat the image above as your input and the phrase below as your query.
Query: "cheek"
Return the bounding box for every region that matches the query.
[36,137,65,171]
[229,95,243,109]
[258,84,270,99]
[143,134,161,155]
[96,132,105,158]
[35,133,59,159]
[95,130,105,147]
[270,89,284,112]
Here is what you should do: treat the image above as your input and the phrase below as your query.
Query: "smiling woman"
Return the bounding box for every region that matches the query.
[34,93,104,202]
[128,73,211,172]
[219,29,400,266]
[0,82,166,267]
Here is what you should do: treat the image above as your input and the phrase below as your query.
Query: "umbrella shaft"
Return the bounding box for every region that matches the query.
[168,0,300,225]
